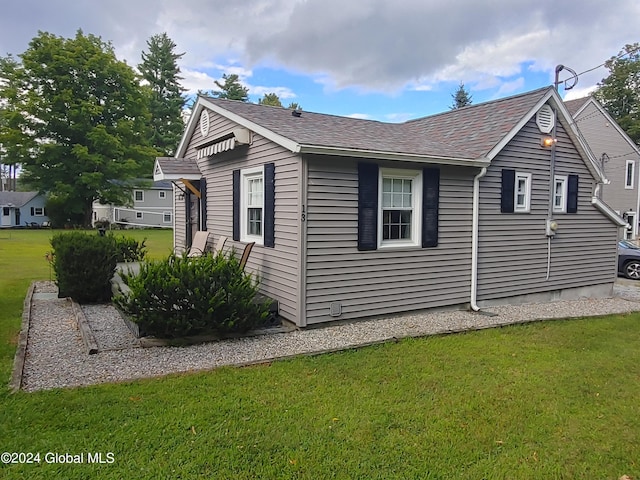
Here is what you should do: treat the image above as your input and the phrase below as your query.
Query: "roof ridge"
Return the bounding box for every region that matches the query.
[404,86,553,124]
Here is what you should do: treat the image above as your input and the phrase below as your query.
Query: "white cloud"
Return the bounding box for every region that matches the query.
[0,0,637,101]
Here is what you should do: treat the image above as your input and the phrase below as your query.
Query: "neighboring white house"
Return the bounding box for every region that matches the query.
[0,191,49,228]
[565,96,640,239]
[92,180,173,228]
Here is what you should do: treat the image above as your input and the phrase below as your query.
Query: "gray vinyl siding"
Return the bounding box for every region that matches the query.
[304,155,475,325]
[177,108,301,322]
[476,115,618,302]
[574,102,640,219]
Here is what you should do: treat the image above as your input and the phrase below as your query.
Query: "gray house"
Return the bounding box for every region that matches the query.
[0,191,49,227]
[92,180,174,228]
[565,96,640,239]
[154,87,625,327]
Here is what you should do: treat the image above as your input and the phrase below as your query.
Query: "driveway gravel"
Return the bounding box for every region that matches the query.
[17,280,640,392]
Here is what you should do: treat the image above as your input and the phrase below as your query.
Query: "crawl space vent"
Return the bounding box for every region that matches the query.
[199,110,210,137]
[536,105,554,133]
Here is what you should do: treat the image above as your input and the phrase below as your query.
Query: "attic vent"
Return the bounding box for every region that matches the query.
[199,110,210,137]
[536,105,554,133]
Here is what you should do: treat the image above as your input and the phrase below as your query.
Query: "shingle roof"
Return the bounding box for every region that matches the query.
[203,86,553,161]
[564,97,590,116]
[0,191,39,207]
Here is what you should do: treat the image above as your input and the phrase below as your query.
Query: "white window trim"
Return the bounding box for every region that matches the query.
[625,160,635,189]
[159,191,166,199]
[163,211,172,223]
[33,207,45,216]
[624,212,636,240]
[134,190,144,202]
[514,172,532,213]
[553,175,568,214]
[377,168,422,249]
[136,211,143,219]
[240,165,265,245]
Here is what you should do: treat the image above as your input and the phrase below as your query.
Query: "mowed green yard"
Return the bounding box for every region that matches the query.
[0,228,639,479]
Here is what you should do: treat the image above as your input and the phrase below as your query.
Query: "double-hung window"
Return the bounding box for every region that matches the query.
[514,172,531,212]
[240,166,264,244]
[553,175,567,213]
[378,169,422,248]
[626,160,635,189]
[233,164,275,248]
[134,190,144,202]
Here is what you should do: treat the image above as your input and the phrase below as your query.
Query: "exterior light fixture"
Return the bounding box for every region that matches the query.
[540,136,557,148]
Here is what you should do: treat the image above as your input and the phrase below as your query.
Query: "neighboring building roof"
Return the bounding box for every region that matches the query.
[563,97,589,116]
[0,191,39,207]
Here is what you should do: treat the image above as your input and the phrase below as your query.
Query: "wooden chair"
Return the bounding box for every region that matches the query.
[239,242,255,270]
[186,231,210,257]
[213,236,228,255]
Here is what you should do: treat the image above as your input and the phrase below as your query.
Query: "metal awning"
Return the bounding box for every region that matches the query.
[195,128,251,160]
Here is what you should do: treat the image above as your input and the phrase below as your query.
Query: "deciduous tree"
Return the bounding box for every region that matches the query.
[0,30,155,226]
[594,43,640,144]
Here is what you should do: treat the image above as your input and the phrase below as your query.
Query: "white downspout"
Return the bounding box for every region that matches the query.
[470,167,488,312]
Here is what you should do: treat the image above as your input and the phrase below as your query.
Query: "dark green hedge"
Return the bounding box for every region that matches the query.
[51,232,118,303]
[115,252,270,338]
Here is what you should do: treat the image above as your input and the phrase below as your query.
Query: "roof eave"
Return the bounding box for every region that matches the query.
[299,144,490,167]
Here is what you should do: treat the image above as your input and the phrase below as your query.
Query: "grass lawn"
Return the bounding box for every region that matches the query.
[1,228,639,479]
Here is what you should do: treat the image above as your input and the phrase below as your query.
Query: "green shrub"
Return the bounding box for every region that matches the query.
[110,234,147,262]
[51,232,118,303]
[115,251,270,338]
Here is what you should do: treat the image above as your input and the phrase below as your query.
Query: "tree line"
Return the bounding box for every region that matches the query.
[0,30,637,227]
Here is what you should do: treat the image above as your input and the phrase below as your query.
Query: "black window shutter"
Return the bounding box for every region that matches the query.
[422,167,440,248]
[200,177,207,231]
[567,174,579,213]
[232,170,240,241]
[264,163,275,248]
[501,169,516,213]
[358,162,379,251]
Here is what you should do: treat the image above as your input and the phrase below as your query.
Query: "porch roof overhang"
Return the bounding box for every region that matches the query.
[153,157,202,182]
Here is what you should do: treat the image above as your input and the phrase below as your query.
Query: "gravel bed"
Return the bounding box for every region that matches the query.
[18,281,640,392]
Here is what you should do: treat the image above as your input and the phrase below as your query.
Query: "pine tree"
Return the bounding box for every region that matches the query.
[139,33,186,156]
[213,74,249,102]
[258,93,282,107]
[450,82,473,109]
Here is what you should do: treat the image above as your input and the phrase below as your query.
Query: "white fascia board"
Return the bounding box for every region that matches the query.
[484,89,555,161]
[175,100,204,158]
[299,144,490,167]
[197,97,301,154]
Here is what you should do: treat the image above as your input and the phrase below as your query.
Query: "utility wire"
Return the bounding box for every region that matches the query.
[574,45,640,80]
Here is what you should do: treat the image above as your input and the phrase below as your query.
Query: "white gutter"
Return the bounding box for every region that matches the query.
[470,167,488,312]
[592,184,629,228]
[298,145,491,168]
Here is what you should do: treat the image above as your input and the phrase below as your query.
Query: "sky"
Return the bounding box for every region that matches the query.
[1,0,638,123]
